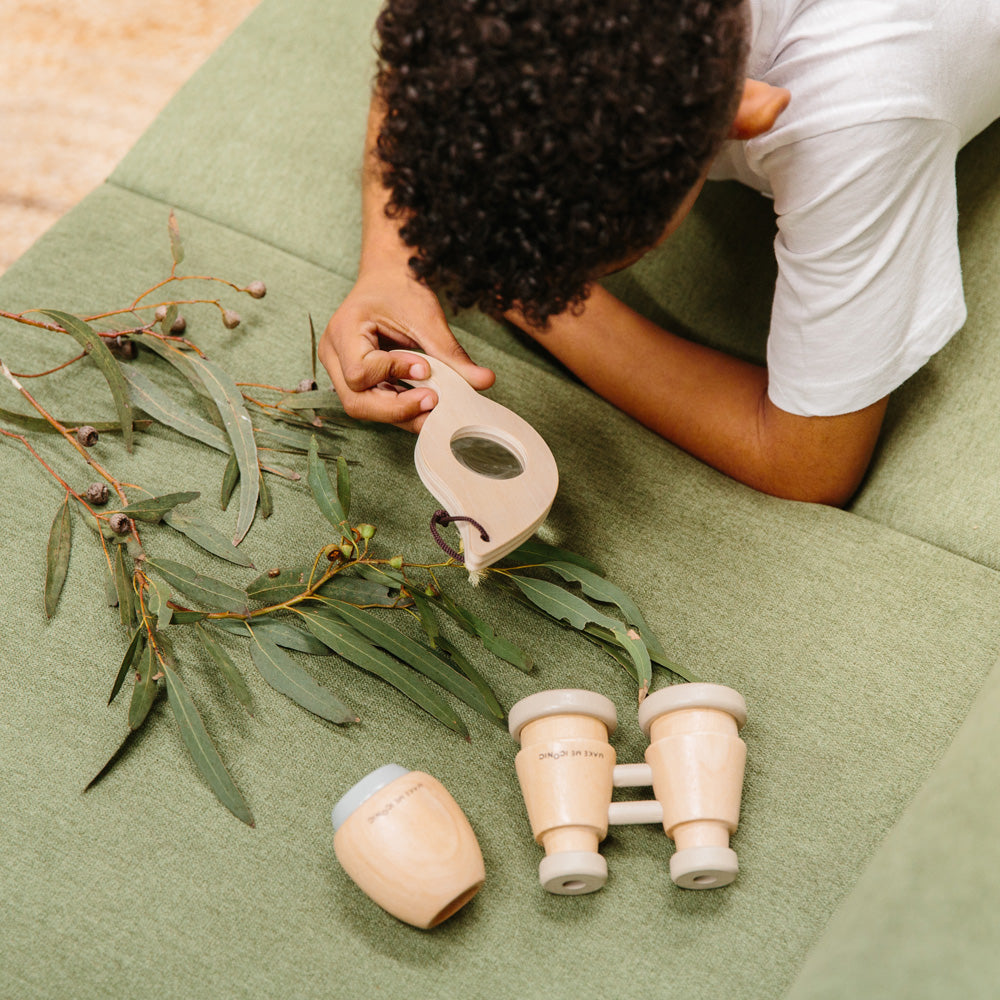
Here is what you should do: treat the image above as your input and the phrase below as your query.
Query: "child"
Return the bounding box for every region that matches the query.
[319,0,1000,505]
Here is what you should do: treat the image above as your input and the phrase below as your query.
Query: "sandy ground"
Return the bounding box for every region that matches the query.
[0,0,260,274]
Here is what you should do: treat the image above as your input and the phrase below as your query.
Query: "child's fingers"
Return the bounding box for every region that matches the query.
[414,326,496,390]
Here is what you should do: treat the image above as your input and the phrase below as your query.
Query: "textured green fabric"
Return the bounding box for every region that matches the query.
[786,654,1000,1000]
[3,183,1000,1000]
[4,0,1000,995]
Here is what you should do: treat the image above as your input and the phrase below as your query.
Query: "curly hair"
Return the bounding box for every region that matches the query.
[374,0,748,326]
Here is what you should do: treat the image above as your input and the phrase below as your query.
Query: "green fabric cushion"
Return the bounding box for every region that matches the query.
[3,185,1000,999]
[786,654,1000,1000]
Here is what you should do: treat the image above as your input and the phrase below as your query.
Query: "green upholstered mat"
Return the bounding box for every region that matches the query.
[3,186,1000,999]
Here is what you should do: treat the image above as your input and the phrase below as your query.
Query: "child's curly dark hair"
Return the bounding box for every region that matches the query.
[374,0,748,326]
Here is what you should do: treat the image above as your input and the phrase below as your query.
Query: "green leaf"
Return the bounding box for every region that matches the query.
[114,491,199,523]
[430,591,532,671]
[145,556,249,614]
[113,544,134,629]
[336,456,351,520]
[505,539,602,574]
[321,601,498,720]
[307,437,349,534]
[44,495,72,618]
[0,404,151,436]
[309,313,318,381]
[168,610,209,624]
[134,335,208,396]
[220,451,240,511]
[245,564,314,604]
[145,576,173,629]
[354,563,406,588]
[180,352,259,544]
[211,616,333,656]
[83,727,140,793]
[109,627,145,705]
[297,609,468,737]
[510,575,652,695]
[315,572,396,606]
[434,634,505,720]
[128,643,159,730]
[544,561,674,667]
[195,624,253,714]
[162,510,255,568]
[162,662,255,827]
[257,425,342,457]
[277,389,343,411]
[120,363,229,452]
[40,310,134,452]
[161,304,179,335]
[167,210,185,267]
[245,625,355,725]
[257,467,272,519]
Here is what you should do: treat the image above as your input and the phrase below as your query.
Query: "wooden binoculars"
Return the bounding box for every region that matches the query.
[509,684,748,893]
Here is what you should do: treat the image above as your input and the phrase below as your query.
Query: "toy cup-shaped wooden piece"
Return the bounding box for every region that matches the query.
[508,689,617,894]
[638,684,748,890]
[332,765,485,928]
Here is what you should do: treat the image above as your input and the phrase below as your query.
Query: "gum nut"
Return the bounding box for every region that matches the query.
[296,378,319,393]
[170,315,187,333]
[154,305,168,321]
[109,512,132,535]
[245,281,267,299]
[222,309,241,329]
[85,482,109,505]
[76,425,99,446]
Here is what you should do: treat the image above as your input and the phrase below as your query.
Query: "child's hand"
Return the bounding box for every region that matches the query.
[319,268,495,432]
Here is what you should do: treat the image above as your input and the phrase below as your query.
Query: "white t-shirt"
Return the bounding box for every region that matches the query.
[709,0,1000,416]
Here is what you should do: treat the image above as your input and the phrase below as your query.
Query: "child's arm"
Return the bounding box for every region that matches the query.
[318,97,495,431]
[507,283,888,506]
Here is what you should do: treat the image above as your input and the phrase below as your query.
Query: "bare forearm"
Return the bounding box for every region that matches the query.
[508,284,886,504]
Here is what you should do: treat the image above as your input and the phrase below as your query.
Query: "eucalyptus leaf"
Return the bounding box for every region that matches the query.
[211,616,333,656]
[113,544,134,629]
[168,610,209,624]
[161,304,179,335]
[297,609,468,738]
[0,404,151,436]
[245,625,355,725]
[434,634,504,720]
[162,510,255,568]
[120,363,229,452]
[195,623,253,714]
[257,468,272,519]
[257,425,342,457]
[146,576,173,629]
[510,575,652,695]
[220,451,239,511]
[108,627,145,705]
[44,495,72,618]
[83,727,140,793]
[430,591,532,672]
[246,564,315,604]
[314,573,396,606]
[277,389,342,411]
[167,210,185,267]
[114,491,199,523]
[336,456,351,520]
[309,313,318,381]
[162,662,256,827]
[145,556,249,614]
[505,539,602,574]
[178,352,258,544]
[321,601,498,720]
[307,437,348,534]
[40,310,134,452]
[136,335,207,395]
[354,563,406,588]
[128,643,158,730]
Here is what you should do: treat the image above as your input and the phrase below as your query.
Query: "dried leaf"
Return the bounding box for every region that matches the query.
[195,624,253,714]
[245,625,355,724]
[297,609,468,737]
[167,210,185,267]
[510,575,651,695]
[120,363,229,452]
[162,662,255,827]
[108,626,145,705]
[145,556,249,614]
[505,539,602,574]
[220,451,239,511]
[40,310,134,452]
[162,510,255,568]
[128,643,158,730]
[44,494,72,617]
[321,601,498,720]
[115,491,200,523]
[307,437,348,534]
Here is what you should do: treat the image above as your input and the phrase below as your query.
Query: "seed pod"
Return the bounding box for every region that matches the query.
[296,377,319,393]
[109,335,137,359]
[222,309,241,330]
[85,482,109,505]
[357,524,376,540]
[338,542,355,559]
[244,281,267,299]
[154,305,168,322]
[109,512,133,535]
[170,314,187,333]
[76,425,99,447]
[389,556,404,570]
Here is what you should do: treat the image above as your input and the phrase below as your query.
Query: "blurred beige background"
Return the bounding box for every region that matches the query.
[0,0,260,275]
